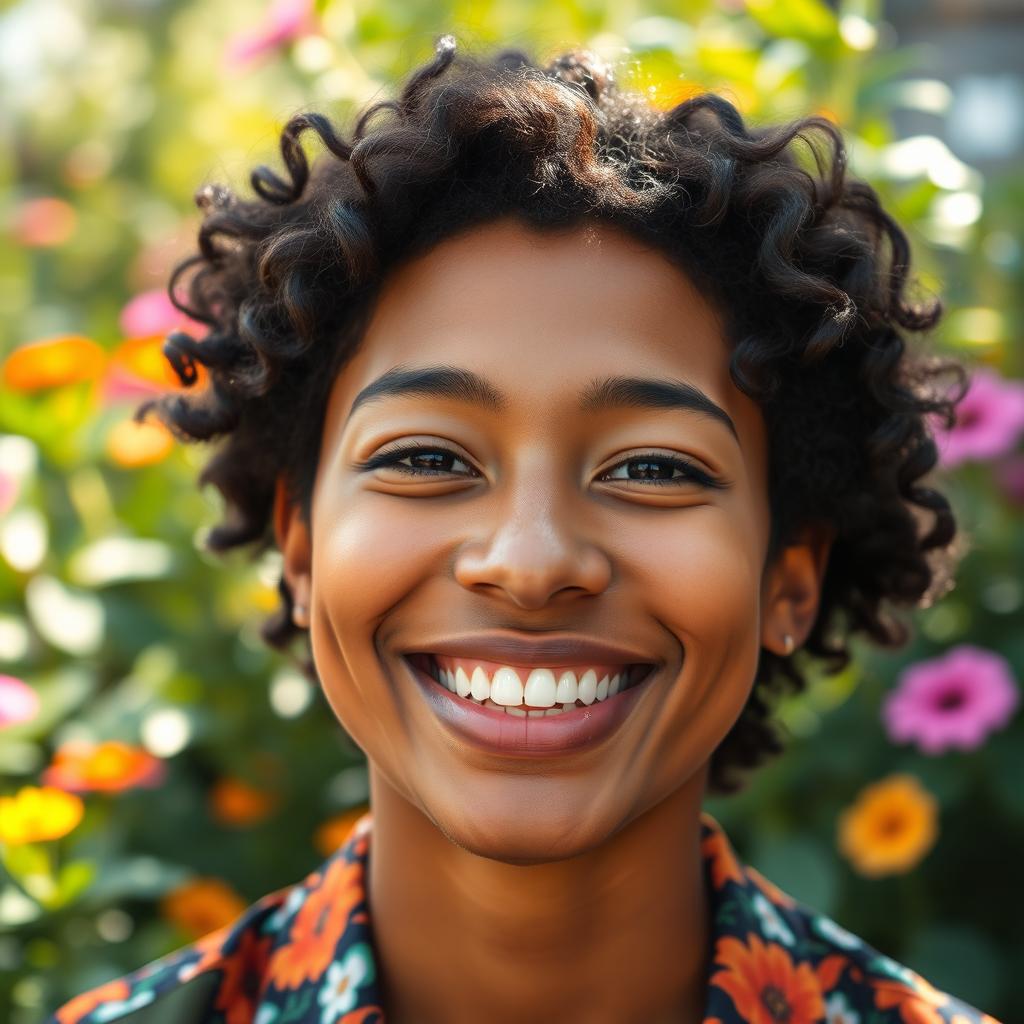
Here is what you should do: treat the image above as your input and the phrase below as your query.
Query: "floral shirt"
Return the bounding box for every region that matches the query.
[48,811,999,1024]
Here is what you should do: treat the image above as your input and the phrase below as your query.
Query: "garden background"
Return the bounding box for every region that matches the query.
[1,0,1022,1020]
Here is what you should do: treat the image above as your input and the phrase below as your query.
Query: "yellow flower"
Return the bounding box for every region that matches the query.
[837,773,938,877]
[105,417,175,468]
[0,785,85,845]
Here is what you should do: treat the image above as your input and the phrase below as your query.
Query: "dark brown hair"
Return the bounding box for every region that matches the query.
[136,34,966,794]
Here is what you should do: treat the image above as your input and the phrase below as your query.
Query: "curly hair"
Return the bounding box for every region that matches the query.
[136,34,967,794]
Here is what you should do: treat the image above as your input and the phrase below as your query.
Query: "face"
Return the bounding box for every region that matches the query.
[277,216,823,864]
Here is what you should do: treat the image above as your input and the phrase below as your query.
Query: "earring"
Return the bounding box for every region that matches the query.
[783,633,795,655]
[293,603,309,629]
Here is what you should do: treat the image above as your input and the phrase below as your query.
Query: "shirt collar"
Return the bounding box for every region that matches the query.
[313,809,811,1022]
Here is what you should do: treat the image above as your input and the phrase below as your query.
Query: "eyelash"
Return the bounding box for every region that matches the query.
[354,443,727,489]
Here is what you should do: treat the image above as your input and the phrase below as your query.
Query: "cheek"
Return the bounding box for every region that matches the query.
[638,507,761,643]
[634,507,763,753]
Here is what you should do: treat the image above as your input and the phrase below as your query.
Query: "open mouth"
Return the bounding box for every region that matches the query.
[406,653,657,718]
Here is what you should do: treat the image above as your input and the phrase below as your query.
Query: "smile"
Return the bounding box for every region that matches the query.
[407,653,656,717]
[404,650,659,757]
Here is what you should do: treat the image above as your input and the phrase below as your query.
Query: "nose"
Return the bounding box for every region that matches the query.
[453,478,613,610]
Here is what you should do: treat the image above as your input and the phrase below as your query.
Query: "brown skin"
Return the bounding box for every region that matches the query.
[274,217,832,1023]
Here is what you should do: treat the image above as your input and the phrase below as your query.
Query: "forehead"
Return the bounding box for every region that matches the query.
[322,216,762,446]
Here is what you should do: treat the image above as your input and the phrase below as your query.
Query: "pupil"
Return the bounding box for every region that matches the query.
[412,452,449,469]
[631,460,673,480]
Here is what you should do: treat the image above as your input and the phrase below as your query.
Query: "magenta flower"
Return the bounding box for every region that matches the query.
[882,644,1019,754]
[930,366,1024,468]
[119,289,204,339]
[0,674,40,728]
[223,0,315,69]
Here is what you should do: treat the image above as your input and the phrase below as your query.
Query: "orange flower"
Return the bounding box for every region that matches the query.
[210,777,278,827]
[211,925,274,1024]
[2,336,106,391]
[872,975,947,1024]
[42,740,165,793]
[647,78,707,112]
[0,785,84,845]
[710,934,825,1024]
[109,335,209,391]
[700,814,745,889]
[11,197,77,247]
[161,878,247,939]
[267,855,362,989]
[105,417,175,468]
[837,774,938,878]
[313,806,370,857]
[54,977,130,1024]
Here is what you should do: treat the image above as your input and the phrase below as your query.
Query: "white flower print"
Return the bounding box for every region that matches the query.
[90,989,156,1022]
[825,991,861,1024]
[265,883,308,932]
[751,890,796,946]
[813,913,863,951]
[254,1005,280,1024]
[319,942,374,1024]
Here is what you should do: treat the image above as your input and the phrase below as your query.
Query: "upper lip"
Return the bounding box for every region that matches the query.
[406,632,659,668]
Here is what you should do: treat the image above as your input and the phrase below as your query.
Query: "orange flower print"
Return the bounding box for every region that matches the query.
[266,855,362,989]
[54,977,130,1024]
[701,820,744,889]
[710,934,825,1024]
[872,977,947,1024]
[212,926,274,1024]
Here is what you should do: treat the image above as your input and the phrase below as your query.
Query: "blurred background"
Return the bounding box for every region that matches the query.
[0,0,1022,1019]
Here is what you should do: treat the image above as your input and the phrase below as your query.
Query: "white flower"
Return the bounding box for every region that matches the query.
[751,891,796,946]
[813,914,862,950]
[265,884,308,931]
[867,953,919,986]
[825,991,860,1024]
[91,989,156,1022]
[254,1006,280,1024]
[319,943,374,1024]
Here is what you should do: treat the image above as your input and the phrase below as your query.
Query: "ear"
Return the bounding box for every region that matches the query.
[273,476,313,628]
[760,521,835,656]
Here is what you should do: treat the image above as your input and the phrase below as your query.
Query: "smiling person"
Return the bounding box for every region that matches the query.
[49,34,1000,1024]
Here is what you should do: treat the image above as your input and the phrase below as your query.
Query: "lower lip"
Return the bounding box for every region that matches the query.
[405,657,654,758]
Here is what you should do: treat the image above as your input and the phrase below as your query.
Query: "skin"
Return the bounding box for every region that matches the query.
[274,216,832,1023]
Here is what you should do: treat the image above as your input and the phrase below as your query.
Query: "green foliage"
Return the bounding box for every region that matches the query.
[0,0,1021,1020]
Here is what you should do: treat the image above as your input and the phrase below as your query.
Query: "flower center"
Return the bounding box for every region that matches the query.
[760,985,792,1022]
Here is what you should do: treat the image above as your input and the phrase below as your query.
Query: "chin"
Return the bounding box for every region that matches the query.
[428,796,623,865]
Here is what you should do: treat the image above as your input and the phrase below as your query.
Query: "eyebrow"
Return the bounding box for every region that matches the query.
[345,363,739,445]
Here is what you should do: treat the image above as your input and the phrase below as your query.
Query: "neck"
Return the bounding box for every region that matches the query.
[367,768,711,1024]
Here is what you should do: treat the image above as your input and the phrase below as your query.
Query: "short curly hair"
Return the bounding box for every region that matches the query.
[136,34,967,795]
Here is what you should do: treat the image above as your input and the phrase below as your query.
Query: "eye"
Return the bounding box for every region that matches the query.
[354,444,480,478]
[354,445,727,489]
[597,453,726,489]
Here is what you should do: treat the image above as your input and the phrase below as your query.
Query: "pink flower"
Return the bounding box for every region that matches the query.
[930,366,1024,468]
[0,471,16,517]
[118,289,204,339]
[882,644,1019,754]
[223,0,315,69]
[0,675,40,728]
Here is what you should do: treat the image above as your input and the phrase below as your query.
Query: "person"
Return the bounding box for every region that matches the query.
[47,33,1000,1024]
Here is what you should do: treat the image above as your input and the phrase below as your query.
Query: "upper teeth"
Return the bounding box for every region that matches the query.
[427,658,631,711]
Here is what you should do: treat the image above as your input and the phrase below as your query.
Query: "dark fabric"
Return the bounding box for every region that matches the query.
[47,812,999,1024]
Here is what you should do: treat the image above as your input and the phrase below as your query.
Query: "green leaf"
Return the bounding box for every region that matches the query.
[744,0,838,41]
